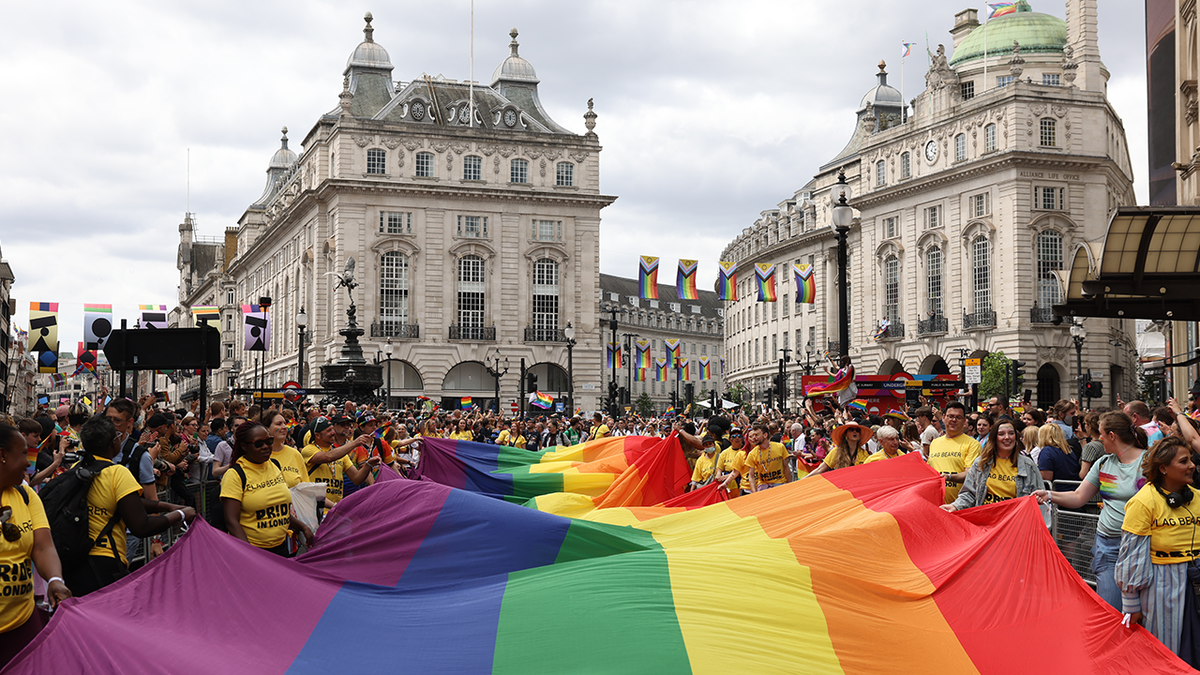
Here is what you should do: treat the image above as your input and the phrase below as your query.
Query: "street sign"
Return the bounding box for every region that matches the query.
[965,358,982,385]
[581,384,597,391]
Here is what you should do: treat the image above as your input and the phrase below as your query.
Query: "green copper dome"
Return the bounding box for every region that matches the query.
[948,2,1067,67]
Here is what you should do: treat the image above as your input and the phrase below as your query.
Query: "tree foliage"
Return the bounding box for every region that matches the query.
[979,351,1010,401]
[634,392,654,417]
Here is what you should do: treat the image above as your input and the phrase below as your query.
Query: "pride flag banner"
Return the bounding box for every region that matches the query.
[676,259,699,300]
[664,339,681,368]
[82,304,112,350]
[636,340,651,369]
[638,256,660,299]
[654,358,668,381]
[716,261,737,301]
[805,367,855,398]
[987,2,1017,18]
[634,368,646,382]
[531,391,554,409]
[606,342,622,369]
[794,263,816,304]
[677,358,690,381]
[28,302,58,353]
[460,396,473,408]
[699,357,711,380]
[755,263,777,302]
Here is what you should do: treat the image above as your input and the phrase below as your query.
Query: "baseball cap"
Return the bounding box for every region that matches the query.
[331,415,353,426]
[311,417,333,434]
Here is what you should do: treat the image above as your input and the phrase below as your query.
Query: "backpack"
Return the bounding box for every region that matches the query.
[38,457,122,572]
[211,458,282,533]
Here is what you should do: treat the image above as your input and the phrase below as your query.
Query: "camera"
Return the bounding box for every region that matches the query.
[63,452,81,465]
[65,439,80,449]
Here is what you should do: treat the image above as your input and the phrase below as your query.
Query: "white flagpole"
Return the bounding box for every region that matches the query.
[469,0,475,128]
[983,10,988,92]
[901,47,905,121]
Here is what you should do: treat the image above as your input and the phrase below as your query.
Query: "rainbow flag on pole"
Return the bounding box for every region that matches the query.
[677,359,690,381]
[461,396,473,408]
[699,357,711,380]
[636,340,651,369]
[987,2,1017,18]
[676,260,699,300]
[638,256,660,299]
[664,339,681,368]
[755,263,777,302]
[531,391,554,409]
[606,343,623,369]
[654,358,668,381]
[634,368,646,382]
[716,261,737,301]
[902,42,915,58]
[794,263,816,304]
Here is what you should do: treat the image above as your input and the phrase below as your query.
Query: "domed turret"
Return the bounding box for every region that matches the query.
[949,1,1066,67]
[269,127,298,169]
[491,28,539,86]
[345,12,392,74]
[859,61,904,112]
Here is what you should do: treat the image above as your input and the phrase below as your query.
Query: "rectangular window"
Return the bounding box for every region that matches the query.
[973,237,992,313]
[380,211,412,234]
[463,155,482,181]
[1040,118,1057,147]
[972,193,990,218]
[532,219,562,242]
[415,152,433,178]
[771,301,777,320]
[457,257,485,328]
[556,162,574,187]
[690,305,700,314]
[927,248,943,316]
[997,75,1014,88]
[924,205,941,229]
[650,300,659,309]
[225,289,234,305]
[381,252,410,326]
[366,148,386,175]
[900,152,911,179]
[1042,73,1061,86]
[809,327,815,350]
[225,345,233,359]
[457,215,489,238]
[510,158,529,184]
[884,216,897,239]
[670,302,681,313]
[1036,186,1065,210]
[532,259,559,334]
[955,134,967,162]
[876,161,886,187]
[985,124,997,153]
[960,81,975,100]
[782,294,789,316]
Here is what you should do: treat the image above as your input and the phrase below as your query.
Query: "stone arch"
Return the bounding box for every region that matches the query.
[1036,362,1065,410]
[878,358,905,376]
[918,354,951,375]
[529,362,571,401]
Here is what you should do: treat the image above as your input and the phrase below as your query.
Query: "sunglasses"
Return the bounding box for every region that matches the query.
[0,507,19,543]
[251,438,273,448]
[730,433,743,438]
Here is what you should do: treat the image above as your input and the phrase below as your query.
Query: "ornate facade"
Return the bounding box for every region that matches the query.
[721,0,1137,409]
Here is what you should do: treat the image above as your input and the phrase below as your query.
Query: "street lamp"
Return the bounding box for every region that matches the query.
[829,170,853,362]
[1070,319,1087,404]
[484,351,510,414]
[564,323,577,416]
[608,309,619,417]
[384,340,394,410]
[803,341,816,375]
[296,307,308,387]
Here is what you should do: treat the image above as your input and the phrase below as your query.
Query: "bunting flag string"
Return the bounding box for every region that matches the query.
[663,339,681,368]
[755,263,777,302]
[794,263,816,304]
[654,358,668,382]
[716,261,737,301]
[638,256,660,299]
[676,259,698,300]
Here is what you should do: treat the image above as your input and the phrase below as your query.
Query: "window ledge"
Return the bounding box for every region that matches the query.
[506,181,532,187]
[553,184,578,190]
[363,173,391,178]
[459,179,487,185]
[412,175,439,182]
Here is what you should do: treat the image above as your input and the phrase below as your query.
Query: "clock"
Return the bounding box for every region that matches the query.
[410,101,425,121]
[924,140,938,164]
[460,105,472,124]
[504,109,518,128]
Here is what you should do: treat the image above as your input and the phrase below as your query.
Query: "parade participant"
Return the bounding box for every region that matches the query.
[1021,408,1047,428]
[902,422,922,455]
[926,402,981,505]
[943,420,1039,512]
[1115,436,1200,666]
[353,415,394,474]
[915,406,939,459]
[1077,412,1106,480]
[864,425,905,463]
[220,422,313,557]
[714,427,746,497]
[1037,423,1080,483]
[1124,400,1164,448]
[449,418,473,441]
[300,417,378,511]
[1035,411,1147,610]
[973,415,993,445]
[541,419,568,448]
[688,436,720,491]
[564,418,584,445]
[589,413,609,440]
[0,424,69,666]
[64,416,195,597]
[497,420,526,449]
[262,411,310,488]
[212,416,247,480]
[807,421,874,475]
[742,424,792,491]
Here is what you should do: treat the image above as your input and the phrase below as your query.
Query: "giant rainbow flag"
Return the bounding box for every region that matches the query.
[10,454,1187,673]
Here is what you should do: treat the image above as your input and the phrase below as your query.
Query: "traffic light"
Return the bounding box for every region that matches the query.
[685,383,695,404]
[527,372,538,392]
[1012,360,1026,393]
[1086,380,1103,399]
[619,386,629,405]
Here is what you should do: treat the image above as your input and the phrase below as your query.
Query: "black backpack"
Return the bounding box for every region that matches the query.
[38,456,122,572]
[210,458,282,533]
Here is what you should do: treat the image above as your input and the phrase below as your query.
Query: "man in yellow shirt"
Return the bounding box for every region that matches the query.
[301,417,378,510]
[589,413,610,440]
[927,401,981,504]
[743,424,793,492]
[714,427,747,497]
[688,436,720,490]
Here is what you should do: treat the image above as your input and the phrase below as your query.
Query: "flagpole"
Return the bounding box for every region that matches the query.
[982,12,988,93]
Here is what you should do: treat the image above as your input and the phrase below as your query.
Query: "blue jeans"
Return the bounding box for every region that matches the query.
[1091,533,1121,610]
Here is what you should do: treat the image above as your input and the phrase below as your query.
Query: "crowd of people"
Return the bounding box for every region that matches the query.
[0,387,1198,667]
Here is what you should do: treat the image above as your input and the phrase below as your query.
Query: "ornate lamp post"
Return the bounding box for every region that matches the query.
[829,170,854,362]
[1070,319,1087,404]
[564,323,576,415]
[384,340,394,410]
[803,341,816,375]
[296,307,308,387]
[484,351,510,414]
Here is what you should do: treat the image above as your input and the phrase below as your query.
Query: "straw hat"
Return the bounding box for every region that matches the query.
[832,422,873,447]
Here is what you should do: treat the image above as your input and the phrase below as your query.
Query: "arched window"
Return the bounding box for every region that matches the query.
[1040,118,1056,147]
[556,162,574,187]
[984,123,997,153]
[366,148,386,174]
[954,134,966,162]
[883,255,900,322]
[380,252,410,334]
[900,152,911,179]
[875,160,886,186]
[926,247,943,316]
[510,158,529,183]
[531,259,560,339]
[457,255,485,330]
[415,152,434,177]
[1036,230,1064,308]
[972,236,992,312]
[463,155,482,181]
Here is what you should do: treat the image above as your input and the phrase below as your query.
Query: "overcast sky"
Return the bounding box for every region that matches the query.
[1,0,1149,350]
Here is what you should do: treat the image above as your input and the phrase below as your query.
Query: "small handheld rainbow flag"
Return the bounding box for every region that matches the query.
[664,406,676,417]
[676,260,699,300]
[848,399,868,413]
[755,263,777,302]
[987,2,1017,19]
[654,358,668,382]
[794,263,816,304]
[531,391,554,410]
[716,261,737,301]
[461,396,473,408]
[664,339,681,368]
[639,256,660,299]
[805,366,855,398]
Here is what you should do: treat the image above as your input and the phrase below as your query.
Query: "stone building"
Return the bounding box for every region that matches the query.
[721,0,1137,409]
[175,15,614,412]
[598,273,725,414]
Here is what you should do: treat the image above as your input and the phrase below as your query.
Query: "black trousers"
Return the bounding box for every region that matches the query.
[64,555,128,598]
[167,471,196,507]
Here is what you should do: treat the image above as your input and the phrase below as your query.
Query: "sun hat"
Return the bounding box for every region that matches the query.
[831,422,873,447]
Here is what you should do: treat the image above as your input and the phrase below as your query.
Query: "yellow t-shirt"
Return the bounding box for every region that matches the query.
[220,457,293,549]
[271,445,311,488]
[823,446,872,469]
[302,443,355,505]
[927,434,982,504]
[0,487,48,632]
[863,449,903,464]
[715,448,746,495]
[450,430,474,441]
[746,442,790,487]
[496,430,526,448]
[1122,484,1200,564]
[591,424,610,440]
[83,458,143,564]
[691,451,718,483]
[983,457,1018,504]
